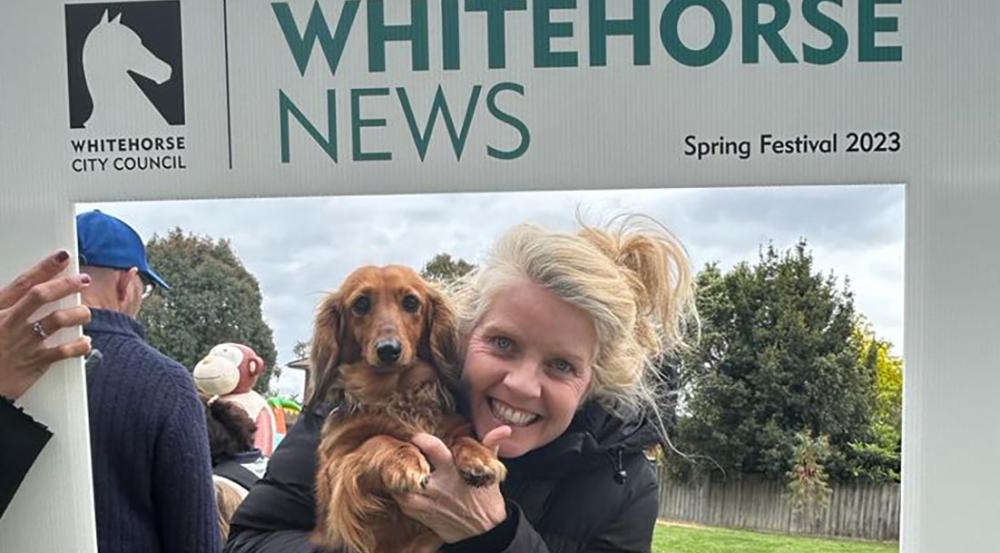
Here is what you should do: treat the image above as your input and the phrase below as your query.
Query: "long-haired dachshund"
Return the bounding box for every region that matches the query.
[310,265,506,553]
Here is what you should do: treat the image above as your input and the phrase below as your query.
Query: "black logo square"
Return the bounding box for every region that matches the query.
[65,1,185,129]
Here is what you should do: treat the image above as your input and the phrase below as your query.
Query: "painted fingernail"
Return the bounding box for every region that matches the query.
[80,274,92,285]
[56,250,70,262]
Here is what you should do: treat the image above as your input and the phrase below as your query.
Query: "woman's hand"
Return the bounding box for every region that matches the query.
[0,251,92,400]
[394,426,512,544]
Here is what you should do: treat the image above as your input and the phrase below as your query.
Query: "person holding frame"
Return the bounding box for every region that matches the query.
[0,250,93,518]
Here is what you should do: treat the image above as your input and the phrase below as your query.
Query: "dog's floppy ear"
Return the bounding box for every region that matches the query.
[423,284,460,380]
[308,292,343,406]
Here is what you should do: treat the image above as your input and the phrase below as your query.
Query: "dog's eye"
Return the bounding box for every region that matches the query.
[402,294,420,313]
[352,296,371,315]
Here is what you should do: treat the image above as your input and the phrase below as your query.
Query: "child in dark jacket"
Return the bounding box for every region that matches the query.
[202,393,268,540]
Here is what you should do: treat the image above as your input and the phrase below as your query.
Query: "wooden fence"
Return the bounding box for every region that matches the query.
[656,467,900,542]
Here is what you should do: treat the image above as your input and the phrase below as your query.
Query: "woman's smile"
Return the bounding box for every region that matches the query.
[487,397,541,427]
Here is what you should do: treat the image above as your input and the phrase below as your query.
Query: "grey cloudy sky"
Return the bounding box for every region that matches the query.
[81,184,904,398]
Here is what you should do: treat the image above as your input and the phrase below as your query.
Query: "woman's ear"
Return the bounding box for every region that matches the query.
[309,292,343,405]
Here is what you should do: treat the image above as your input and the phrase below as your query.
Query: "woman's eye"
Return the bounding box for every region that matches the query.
[493,336,513,350]
[402,294,420,313]
[352,296,371,315]
[552,359,575,374]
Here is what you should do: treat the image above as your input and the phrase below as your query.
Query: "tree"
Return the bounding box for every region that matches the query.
[671,241,878,482]
[140,228,278,394]
[855,324,903,436]
[420,253,475,285]
[823,324,903,483]
[785,430,832,524]
[292,340,310,361]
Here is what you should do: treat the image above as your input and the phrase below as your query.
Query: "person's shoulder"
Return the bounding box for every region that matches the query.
[152,349,200,396]
[625,451,659,496]
[106,338,200,409]
[89,329,192,389]
[565,449,657,504]
[141,342,189,377]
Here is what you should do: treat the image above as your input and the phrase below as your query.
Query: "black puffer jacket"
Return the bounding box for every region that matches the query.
[225,400,661,553]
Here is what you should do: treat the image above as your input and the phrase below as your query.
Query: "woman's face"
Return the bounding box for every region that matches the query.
[463,280,597,458]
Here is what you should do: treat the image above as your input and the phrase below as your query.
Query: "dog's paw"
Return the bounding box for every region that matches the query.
[452,438,507,488]
[383,446,432,493]
[458,459,507,488]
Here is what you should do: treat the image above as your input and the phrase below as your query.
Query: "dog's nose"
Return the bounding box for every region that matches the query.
[376,339,402,364]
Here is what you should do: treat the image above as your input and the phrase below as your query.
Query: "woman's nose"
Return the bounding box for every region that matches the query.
[501,358,542,398]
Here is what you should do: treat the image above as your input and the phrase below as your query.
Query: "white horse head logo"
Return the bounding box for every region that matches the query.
[82,10,172,130]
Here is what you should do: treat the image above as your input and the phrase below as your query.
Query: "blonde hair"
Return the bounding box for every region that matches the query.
[213,476,248,541]
[456,214,698,428]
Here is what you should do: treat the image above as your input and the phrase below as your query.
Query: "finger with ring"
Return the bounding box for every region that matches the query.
[32,320,49,339]
[31,306,91,342]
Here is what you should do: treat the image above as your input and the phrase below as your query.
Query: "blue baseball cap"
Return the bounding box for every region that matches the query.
[76,210,170,290]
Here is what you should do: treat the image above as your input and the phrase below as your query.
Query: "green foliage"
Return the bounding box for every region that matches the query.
[785,431,832,523]
[823,325,902,482]
[140,228,278,394]
[670,241,880,483]
[855,324,903,436]
[420,253,475,285]
[826,434,900,483]
[292,339,310,361]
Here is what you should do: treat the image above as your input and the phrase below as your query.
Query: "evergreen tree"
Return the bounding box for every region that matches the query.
[825,324,903,482]
[140,228,278,394]
[420,253,475,285]
[290,339,311,362]
[673,241,877,481]
[785,430,833,524]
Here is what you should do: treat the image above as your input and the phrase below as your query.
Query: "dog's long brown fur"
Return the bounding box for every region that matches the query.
[310,266,506,553]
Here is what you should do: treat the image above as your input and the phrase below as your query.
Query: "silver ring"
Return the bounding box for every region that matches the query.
[32,321,49,339]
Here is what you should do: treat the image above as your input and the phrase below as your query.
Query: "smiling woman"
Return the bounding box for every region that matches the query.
[462,279,598,459]
[225,214,697,553]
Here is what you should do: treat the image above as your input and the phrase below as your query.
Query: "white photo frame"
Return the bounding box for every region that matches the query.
[1,2,997,552]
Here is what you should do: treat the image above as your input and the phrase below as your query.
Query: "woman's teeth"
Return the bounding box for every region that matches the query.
[489,398,539,426]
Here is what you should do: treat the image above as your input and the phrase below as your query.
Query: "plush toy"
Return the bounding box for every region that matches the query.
[193,343,277,456]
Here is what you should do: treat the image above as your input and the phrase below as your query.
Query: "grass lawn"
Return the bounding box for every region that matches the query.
[652,521,899,553]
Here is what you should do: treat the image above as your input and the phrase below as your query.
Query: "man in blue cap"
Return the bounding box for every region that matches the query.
[77,210,221,553]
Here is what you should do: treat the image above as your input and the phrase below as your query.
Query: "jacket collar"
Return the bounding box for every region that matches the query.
[501,401,658,480]
[84,307,146,339]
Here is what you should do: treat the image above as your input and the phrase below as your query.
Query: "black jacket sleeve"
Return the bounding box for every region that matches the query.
[495,502,552,552]
[440,501,524,553]
[0,397,53,519]
[445,454,659,553]
[225,403,332,553]
[225,529,321,553]
[585,458,659,553]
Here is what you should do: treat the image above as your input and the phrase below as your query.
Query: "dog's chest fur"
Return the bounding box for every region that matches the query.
[342,377,453,433]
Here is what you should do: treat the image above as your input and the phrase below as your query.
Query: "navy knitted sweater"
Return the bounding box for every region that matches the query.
[85,309,221,553]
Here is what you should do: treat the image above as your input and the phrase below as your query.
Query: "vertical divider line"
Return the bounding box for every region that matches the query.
[223,0,233,169]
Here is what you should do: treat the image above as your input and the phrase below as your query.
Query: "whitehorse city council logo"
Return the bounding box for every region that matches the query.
[66,1,184,129]
[65,1,187,173]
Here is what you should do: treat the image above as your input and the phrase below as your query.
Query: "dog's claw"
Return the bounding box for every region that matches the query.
[459,466,496,488]
[420,475,429,489]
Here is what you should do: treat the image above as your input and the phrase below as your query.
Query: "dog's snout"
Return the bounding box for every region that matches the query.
[375,339,402,364]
